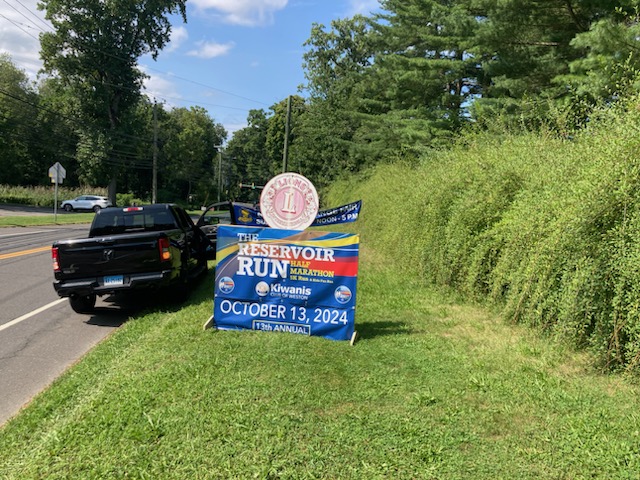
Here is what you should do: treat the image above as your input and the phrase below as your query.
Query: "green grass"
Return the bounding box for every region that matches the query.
[0,214,95,227]
[1,248,639,479]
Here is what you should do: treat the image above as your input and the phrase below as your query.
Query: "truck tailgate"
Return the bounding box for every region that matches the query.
[54,232,168,279]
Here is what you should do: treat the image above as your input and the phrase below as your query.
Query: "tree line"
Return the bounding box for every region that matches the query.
[2,0,640,204]
[0,55,225,204]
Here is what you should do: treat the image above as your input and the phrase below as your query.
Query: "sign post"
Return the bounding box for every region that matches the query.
[48,162,66,222]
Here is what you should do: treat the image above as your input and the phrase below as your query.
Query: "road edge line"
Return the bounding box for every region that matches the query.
[0,299,67,333]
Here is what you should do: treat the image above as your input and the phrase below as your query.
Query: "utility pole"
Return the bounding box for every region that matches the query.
[152,101,158,204]
[282,95,291,173]
[215,145,223,203]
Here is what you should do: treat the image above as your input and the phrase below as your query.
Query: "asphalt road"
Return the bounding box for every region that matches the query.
[0,204,63,216]
[0,222,130,426]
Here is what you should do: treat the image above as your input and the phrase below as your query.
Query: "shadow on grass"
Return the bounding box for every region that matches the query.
[356,320,412,340]
[83,273,213,327]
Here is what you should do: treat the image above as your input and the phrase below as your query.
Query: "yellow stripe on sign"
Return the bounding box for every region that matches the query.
[0,246,51,260]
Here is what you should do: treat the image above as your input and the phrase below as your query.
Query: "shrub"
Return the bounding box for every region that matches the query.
[326,94,640,371]
[0,185,108,207]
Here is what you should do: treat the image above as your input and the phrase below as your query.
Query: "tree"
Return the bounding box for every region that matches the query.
[225,109,270,202]
[298,15,377,185]
[161,106,226,204]
[373,0,481,134]
[469,0,636,127]
[37,77,83,185]
[562,9,640,103]
[39,0,187,199]
[0,54,41,185]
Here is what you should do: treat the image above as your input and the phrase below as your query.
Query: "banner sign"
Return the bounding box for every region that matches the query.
[213,225,359,341]
[231,200,362,228]
[312,200,361,227]
[231,203,269,227]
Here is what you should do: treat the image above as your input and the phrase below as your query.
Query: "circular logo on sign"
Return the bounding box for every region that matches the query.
[335,286,352,304]
[260,172,319,230]
[255,281,270,297]
[218,277,235,294]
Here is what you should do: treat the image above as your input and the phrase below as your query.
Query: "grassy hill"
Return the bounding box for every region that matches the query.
[326,96,640,372]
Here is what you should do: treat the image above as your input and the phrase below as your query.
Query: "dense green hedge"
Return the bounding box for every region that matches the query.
[325,97,640,371]
[0,185,145,208]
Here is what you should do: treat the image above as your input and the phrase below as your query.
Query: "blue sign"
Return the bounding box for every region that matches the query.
[213,225,360,341]
[231,200,361,228]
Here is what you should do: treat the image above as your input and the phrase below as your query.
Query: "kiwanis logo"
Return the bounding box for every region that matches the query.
[255,281,270,297]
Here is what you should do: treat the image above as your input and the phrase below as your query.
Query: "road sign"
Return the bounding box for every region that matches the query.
[48,162,66,184]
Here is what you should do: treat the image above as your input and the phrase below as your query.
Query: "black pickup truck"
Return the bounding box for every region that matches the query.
[52,204,214,313]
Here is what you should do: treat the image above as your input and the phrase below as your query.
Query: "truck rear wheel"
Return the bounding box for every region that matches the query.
[69,293,96,314]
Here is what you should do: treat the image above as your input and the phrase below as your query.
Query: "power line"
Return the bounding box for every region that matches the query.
[145,91,254,113]
[1,0,48,33]
[0,87,151,146]
[0,9,276,117]
[10,0,52,31]
[143,68,270,107]
[0,13,39,40]
[53,34,270,109]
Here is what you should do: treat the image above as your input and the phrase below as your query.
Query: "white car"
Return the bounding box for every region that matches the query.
[61,195,112,212]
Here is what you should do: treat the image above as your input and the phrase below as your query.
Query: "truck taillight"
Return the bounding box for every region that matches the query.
[158,237,171,261]
[52,247,60,272]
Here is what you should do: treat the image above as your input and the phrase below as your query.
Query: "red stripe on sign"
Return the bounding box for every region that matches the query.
[289,257,359,277]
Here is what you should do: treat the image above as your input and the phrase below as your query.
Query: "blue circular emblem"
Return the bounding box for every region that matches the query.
[218,277,235,294]
[334,286,352,304]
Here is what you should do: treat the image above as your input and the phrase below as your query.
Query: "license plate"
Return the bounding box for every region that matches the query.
[104,275,124,286]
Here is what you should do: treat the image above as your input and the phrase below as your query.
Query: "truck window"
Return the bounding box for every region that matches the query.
[90,209,178,237]
[172,207,194,230]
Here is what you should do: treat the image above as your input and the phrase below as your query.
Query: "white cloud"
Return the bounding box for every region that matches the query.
[166,26,188,52]
[186,40,234,59]
[347,0,380,16]
[188,0,288,26]
[140,68,182,106]
[0,0,49,79]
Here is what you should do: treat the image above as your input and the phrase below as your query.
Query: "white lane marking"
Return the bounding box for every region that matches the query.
[0,299,67,333]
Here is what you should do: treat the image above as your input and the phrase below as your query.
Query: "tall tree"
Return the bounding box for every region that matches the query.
[373,0,481,135]
[38,0,187,199]
[470,0,636,126]
[37,77,82,186]
[161,106,226,204]
[0,54,40,185]
[562,8,640,103]
[298,15,377,186]
[225,109,270,202]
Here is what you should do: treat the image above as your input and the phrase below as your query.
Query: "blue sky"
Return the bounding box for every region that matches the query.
[0,0,381,138]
